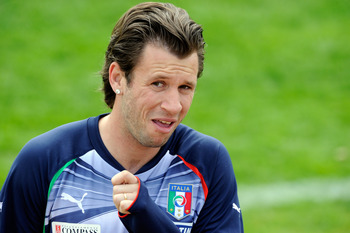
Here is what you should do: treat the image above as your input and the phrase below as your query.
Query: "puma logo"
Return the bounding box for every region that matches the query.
[232,203,241,214]
[61,193,88,213]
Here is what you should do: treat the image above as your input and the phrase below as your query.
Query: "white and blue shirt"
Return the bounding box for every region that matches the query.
[0,114,243,233]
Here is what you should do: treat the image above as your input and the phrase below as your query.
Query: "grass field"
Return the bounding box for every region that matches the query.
[1,0,349,232]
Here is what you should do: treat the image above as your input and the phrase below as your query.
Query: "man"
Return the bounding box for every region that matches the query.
[0,2,243,233]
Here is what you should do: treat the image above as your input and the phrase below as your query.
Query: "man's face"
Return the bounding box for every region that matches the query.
[119,44,198,148]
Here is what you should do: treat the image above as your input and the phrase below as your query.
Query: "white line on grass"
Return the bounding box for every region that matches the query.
[238,177,350,209]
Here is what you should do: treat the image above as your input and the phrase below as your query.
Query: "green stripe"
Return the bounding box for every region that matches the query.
[43,158,76,233]
[168,190,176,214]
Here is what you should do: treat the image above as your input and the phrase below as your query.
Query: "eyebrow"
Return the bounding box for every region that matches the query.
[183,80,197,87]
[155,76,196,87]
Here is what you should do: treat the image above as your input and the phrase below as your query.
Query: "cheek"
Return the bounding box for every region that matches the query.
[121,92,139,119]
[181,96,194,113]
[135,95,158,118]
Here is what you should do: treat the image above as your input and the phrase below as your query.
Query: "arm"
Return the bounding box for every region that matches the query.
[191,144,244,233]
[0,142,47,233]
[112,171,179,233]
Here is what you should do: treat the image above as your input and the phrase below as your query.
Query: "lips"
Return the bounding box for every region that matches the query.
[152,119,174,128]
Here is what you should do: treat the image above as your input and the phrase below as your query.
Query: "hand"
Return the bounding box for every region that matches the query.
[111,170,139,215]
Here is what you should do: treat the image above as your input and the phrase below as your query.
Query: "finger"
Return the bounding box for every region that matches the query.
[113,192,138,203]
[111,170,138,185]
[119,200,133,214]
[112,193,137,214]
[113,183,139,194]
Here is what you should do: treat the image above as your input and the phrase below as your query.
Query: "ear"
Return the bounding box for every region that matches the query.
[108,62,125,93]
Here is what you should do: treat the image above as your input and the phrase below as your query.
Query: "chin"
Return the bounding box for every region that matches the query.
[141,136,170,148]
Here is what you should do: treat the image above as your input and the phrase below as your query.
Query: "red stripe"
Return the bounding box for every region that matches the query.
[118,176,141,218]
[185,191,192,215]
[178,155,208,200]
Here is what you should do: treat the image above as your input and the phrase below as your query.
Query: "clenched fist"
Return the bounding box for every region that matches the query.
[111,170,140,214]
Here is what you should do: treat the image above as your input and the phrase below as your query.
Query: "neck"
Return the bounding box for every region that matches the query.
[98,114,160,174]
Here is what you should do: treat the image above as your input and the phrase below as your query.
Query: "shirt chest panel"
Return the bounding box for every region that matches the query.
[45,151,205,232]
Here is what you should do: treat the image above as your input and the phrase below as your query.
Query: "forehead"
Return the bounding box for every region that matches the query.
[133,43,199,78]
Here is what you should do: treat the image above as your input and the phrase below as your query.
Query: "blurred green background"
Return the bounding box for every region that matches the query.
[1,0,349,232]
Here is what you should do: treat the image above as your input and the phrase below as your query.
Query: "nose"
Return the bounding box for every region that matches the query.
[160,89,182,115]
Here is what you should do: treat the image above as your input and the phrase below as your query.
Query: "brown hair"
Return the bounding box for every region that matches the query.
[101,2,205,108]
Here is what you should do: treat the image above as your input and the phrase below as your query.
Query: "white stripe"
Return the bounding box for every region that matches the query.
[174,191,185,219]
[238,177,350,209]
[174,222,193,227]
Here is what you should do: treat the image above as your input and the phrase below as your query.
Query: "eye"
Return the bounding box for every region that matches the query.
[152,81,165,88]
[180,85,191,90]
[179,84,196,93]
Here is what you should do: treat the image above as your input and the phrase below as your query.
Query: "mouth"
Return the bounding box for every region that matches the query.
[152,119,175,129]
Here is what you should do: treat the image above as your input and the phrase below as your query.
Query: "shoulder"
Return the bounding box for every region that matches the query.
[172,123,235,177]
[14,117,95,178]
[169,124,233,181]
[0,118,97,232]
[24,118,90,155]
[170,124,229,160]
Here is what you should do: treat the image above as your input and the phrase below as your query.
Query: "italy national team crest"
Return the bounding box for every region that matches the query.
[167,183,192,220]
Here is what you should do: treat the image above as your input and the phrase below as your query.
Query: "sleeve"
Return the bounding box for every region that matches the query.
[119,177,180,233]
[0,140,49,233]
[191,143,244,233]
